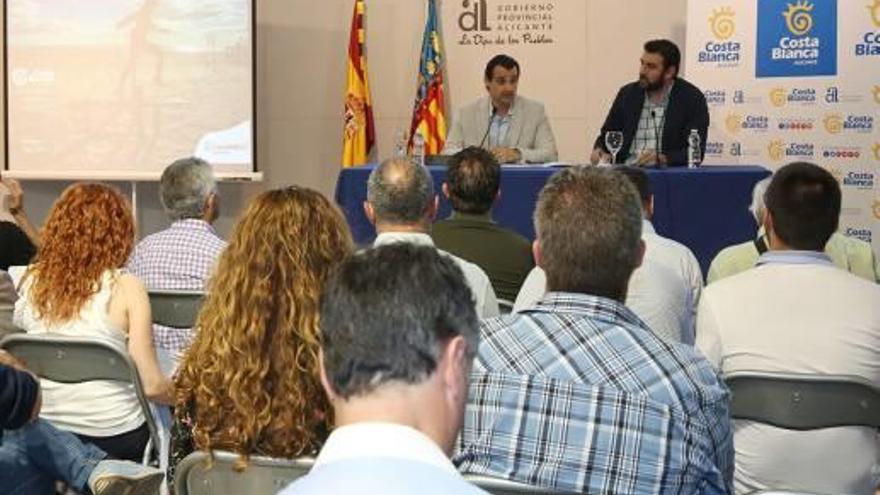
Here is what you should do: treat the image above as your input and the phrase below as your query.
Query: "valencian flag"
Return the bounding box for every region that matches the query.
[408,0,446,154]
[342,0,375,167]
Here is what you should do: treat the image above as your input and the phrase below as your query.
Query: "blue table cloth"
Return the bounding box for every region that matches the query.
[334,165,771,277]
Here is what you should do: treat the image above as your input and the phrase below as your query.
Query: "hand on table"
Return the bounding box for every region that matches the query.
[491,147,522,164]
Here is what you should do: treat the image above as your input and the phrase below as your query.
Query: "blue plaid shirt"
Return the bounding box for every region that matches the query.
[455,292,733,494]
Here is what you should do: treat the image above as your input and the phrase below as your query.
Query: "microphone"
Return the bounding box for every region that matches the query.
[479,106,496,149]
[650,110,664,168]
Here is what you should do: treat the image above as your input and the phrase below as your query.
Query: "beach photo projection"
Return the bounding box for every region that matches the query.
[6,0,254,176]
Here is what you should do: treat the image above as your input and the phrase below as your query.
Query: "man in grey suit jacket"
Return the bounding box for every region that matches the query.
[444,55,557,164]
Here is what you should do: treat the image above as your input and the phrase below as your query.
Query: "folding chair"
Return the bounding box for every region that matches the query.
[0,333,161,465]
[725,371,880,430]
[175,450,315,495]
[147,290,205,329]
[464,474,572,494]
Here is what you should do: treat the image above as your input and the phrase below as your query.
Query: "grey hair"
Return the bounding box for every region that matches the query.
[749,177,771,224]
[534,167,643,301]
[366,158,434,224]
[320,243,479,400]
[159,157,216,220]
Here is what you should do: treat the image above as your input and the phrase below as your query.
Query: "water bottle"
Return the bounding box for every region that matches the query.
[412,131,426,167]
[393,129,408,157]
[687,129,701,168]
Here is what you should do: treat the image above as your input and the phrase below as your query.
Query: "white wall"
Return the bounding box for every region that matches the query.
[1,0,688,238]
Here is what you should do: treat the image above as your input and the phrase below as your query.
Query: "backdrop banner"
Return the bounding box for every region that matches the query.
[685,0,879,252]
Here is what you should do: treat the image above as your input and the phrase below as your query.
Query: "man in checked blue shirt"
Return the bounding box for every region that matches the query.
[455,167,734,494]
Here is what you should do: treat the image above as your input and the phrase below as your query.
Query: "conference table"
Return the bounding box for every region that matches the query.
[334,165,771,277]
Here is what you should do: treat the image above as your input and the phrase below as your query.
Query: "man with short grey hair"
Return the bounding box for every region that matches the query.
[127,157,227,363]
[456,167,733,493]
[364,157,498,318]
[280,243,488,495]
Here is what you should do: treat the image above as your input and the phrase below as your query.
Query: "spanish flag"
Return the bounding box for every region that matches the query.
[342,0,375,167]
[408,0,446,154]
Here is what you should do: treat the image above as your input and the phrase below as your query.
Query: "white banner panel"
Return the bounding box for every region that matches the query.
[440,0,587,162]
[685,0,880,252]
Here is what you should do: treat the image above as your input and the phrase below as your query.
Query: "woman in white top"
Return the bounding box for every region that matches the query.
[14,183,172,462]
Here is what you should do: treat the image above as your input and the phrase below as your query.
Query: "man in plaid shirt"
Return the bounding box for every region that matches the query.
[127,157,226,363]
[455,167,733,494]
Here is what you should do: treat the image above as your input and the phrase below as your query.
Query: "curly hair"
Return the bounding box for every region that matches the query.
[174,186,354,469]
[23,183,134,325]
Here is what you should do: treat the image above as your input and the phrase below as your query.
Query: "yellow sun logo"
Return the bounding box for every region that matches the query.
[709,7,736,40]
[769,87,787,107]
[873,143,880,161]
[725,114,742,134]
[784,0,814,36]
[825,166,844,184]
[823,113,844,134]
[873,199,880,220]
[767,139,786,161]
[870,0,880,28]
[872,85,880,104]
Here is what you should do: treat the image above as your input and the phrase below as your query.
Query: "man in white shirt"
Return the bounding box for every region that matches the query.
[696,162,880,494]
[365,158,498,318]
[280,243,488,495]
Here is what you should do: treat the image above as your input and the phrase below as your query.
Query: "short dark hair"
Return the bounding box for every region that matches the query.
[764,162,840,251]
[320,243,479,400]
[367,158,434,224]
[484,54,520,81]
[616,166,651,205]
[534,167,643,300]
[644,39,681,77]
[446,147,501,214]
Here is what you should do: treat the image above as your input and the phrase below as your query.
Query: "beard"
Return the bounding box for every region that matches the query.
[639,75,664,92]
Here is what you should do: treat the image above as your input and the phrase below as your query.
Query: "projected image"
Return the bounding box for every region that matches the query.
[6,0,253,175]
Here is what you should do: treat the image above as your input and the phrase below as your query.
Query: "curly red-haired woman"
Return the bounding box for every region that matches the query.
[13,183,172,461]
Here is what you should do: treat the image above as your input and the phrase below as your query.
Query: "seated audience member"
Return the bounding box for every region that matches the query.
[1,353,164,495]
[0,271,19,337]
[171,186,353,480]
[444,54,557,164]
[127,157,227,363]
[696,162,880,494]
[708,177,879,284]
[456,167,733,493]
[432,147,534,302]
[13,183,172,462]
[0,178,39,271]
[280,243,487,495]
[365,158,498,317]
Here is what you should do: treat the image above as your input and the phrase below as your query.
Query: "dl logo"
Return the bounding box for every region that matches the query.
[756,0,837,78]
[459,0,491,32]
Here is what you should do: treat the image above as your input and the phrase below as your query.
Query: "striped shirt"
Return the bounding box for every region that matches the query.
[456,292,733,494]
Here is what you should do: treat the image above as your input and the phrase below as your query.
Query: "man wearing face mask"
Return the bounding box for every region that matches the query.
[591,39,709,167]
[444,54,557,164]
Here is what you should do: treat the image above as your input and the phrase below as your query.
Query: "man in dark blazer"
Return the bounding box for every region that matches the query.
[591,39,708,167]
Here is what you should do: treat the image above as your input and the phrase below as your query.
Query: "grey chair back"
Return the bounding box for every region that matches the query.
[0,333,160,464]
[464,474,572,494]
[148,290,204,328]
[175,450,315,495]
[725,371,880,430]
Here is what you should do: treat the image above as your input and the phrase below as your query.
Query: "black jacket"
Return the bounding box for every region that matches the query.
[594,78,709,166]
[1,364,38,431]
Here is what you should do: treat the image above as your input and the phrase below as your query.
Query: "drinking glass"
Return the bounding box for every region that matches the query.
[605,131,624,165]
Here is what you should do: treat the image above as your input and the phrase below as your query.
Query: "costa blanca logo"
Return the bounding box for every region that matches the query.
[824,113,843,134]
[845,228,873,244]
[705,142,725,157]
[842,171,875,189]
[770,87,787,106]
[783,0,813,36]
[856,1,880,56]
[844,115,875,132]
[704,90,727,105]
[710,7,736,39]
[768,139,786,161]
[757,0,836,77]
[785,142,814,158]
[699,7,741,65]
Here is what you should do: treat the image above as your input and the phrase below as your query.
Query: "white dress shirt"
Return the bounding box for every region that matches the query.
[373,232,499,318]
[513,258,693,345]
[696,252,880,495]
[280,423,488,495]
[643,219,703,309]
